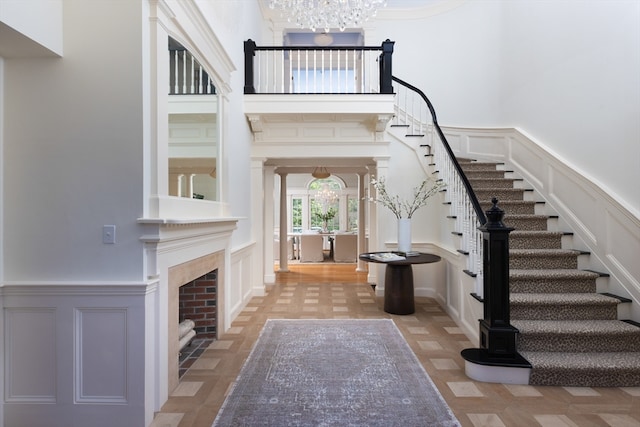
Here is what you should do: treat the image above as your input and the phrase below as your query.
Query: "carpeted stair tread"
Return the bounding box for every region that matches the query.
[469,178,517,189]
[510,277,597,293]
[511,293,620,320]
[520,351,640,387]
[513,320,640,352]
[511,292,619,305]
[480,200,537,215]
[475,188,526,201]
[509,249,582,256]
[510,231,563,249]
[510,269,600,280]
[509,269,599,293]
[505,214,550,220]
[465,170,506,179]
[510,249,581,269]
[503,215,550,231]
[513,319,640,335]
[459,162,503,171]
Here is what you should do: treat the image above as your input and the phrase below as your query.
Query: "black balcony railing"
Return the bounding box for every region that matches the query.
[244,39,394,95]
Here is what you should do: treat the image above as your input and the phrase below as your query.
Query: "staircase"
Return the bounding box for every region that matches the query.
[459,158,640,387]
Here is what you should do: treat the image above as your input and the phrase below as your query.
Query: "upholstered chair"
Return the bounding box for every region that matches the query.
[333,233,358,262]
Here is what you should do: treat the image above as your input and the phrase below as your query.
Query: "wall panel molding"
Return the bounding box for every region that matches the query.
[74,308,128,404]
[4,308,57,403]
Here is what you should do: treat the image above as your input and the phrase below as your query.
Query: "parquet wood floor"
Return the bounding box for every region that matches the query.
[152,263,640,427]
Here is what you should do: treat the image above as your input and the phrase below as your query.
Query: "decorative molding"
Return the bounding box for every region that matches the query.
[1,282,156,296]
[247,114,263,132]
[374,114,394,132]
[74,308,128,404]
[4,308,57,403]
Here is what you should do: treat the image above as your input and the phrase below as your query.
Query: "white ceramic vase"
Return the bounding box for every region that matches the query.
[397,218,412,253]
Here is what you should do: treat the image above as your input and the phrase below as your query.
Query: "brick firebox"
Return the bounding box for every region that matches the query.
[178,269,217,338]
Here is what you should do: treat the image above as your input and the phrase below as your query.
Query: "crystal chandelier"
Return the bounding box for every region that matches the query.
[269,0,387,32]
[315,184,339,204]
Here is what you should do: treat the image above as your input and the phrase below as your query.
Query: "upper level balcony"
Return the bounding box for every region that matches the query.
[242,39,397,142]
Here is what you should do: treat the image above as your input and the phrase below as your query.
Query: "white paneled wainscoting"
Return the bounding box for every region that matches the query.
[0,217,261,427]
[1,282,155,427]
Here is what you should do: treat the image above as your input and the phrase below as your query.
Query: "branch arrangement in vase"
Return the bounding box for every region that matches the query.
[368,176,445,219]
[314,207,336,223]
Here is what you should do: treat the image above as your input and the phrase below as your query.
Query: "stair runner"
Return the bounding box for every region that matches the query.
[458,159,640,387]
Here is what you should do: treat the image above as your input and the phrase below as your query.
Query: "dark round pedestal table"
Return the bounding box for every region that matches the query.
[359,252,442,315]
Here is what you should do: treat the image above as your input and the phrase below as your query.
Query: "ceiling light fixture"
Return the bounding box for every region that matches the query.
[315,183,339,204]
[311,166,331,179]
[313,32,334,47]
[269,0,387,32]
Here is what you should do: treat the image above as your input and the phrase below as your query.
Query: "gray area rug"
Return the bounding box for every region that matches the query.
[212,319,461,426]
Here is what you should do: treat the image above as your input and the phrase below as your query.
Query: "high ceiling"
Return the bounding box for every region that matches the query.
[256,0,461,177]
[261,0,463,26]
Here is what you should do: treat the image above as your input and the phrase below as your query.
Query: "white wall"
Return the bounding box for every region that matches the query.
[198,0,268,246]
[375,0,640,216]
[1,3,151,426]
[0,0,63,56]
[3,0,145,281]
[499,0,640,216]
[374,1,504,125]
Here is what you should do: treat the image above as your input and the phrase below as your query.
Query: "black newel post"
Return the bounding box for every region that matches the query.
[478,198,519,357]
[379,39,395,94]
[244,39,256,94]
[461,198,530,370]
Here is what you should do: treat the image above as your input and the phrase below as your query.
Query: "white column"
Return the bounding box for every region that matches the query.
[278,172,289,272]
[176,174,185,197]
[261,162,275,284]
[169,173,181,197]
[357,172,367,272]
[187,174,195,198]
[368,159,388,290]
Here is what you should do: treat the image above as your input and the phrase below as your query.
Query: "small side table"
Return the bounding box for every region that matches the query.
[359,252,442,315]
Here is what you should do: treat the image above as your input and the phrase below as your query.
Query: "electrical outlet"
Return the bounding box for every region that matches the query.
[103,225,116,244]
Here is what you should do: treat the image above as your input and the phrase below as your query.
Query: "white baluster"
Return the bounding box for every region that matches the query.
[313,49,317,93]
[320,50,324,94]
[336,49,340,92]
[295,49,300,93]
[190,54,195,93]
[274,50,279,93]
[329,51,332,91]
[344,49,348,93]
[173,50,179,94]
[353,49,362,93]
[288,49,293,93]
[255,51,261,93]
[182,51,187,94]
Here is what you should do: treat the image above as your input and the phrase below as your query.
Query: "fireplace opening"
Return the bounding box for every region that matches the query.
[177,268,217,376]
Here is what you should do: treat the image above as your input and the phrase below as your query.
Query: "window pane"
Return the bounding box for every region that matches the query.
[292,198,302,233]
[348,196,358,231]
[310,178,340,232]
[293,69,355,93]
